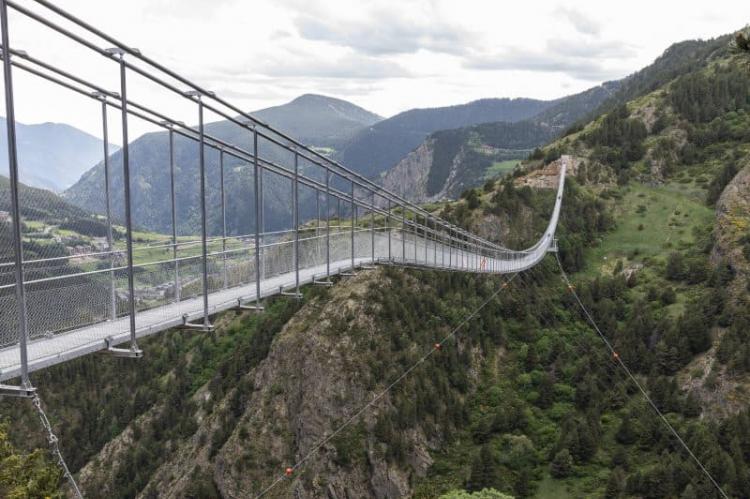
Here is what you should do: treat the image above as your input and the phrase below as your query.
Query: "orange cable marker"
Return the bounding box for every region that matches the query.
[285,467,293,477]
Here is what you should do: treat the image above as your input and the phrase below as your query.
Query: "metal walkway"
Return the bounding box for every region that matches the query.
[0,0,566,391]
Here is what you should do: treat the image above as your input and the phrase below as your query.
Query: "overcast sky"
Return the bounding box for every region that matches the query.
[2,0,747,141]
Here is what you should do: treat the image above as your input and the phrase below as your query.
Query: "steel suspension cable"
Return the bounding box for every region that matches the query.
[31,393,83,498]
[512,267,629,391]
[13,0,504,254]
[554,253,728,499]
[254,271,521,498]
[512,265,725,499]
[520,264,721,497]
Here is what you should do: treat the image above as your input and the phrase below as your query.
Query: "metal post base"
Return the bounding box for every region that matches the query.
[177,314,214,332]
[547,238,559,253]
[340,272,357,277]
[279,286,303,300]
[360,265,377,270]
[235,299,264,312]
[313,279,334,286]
[0,383,36,398]
[104,337,143,358]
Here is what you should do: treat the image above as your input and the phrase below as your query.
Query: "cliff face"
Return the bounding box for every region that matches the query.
[212,270,432,498]
[76,269,470,499]
[712,164,750,299]
[380,139,436,205]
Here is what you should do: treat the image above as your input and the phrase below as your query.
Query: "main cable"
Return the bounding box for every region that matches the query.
[554,253,728,499]
[254,271,520,498]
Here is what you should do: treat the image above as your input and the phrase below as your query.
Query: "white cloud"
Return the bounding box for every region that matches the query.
[293,8,474,55]
[556,6,602,36]
[2,0,747,141]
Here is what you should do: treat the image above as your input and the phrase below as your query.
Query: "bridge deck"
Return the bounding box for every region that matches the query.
[0,235,501,381]
[0,160,565,382]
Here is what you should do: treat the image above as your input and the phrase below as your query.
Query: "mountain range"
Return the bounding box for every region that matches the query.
[28,32,739,237]
[61,94,383,236]
[380,34,733,202]
[0,118,118,192]
[61,86,616,234]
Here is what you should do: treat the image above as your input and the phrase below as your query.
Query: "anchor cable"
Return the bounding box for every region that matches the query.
[554,253,728,499]
[31,392,83,498]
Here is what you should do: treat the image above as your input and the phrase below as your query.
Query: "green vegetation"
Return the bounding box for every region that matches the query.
[0,292,309,498]
[439,488,514,499]
[0,422,62,498]
[583,104,648,173]
[582,183,714,275]
[426,122,554,197]
[485,160,520,179]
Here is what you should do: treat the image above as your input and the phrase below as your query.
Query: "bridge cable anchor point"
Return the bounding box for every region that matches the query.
[235,299,264,312]
[104,337,143,358]
[0,383,36,398]
[177,314,215,332]
[279,286,303,300]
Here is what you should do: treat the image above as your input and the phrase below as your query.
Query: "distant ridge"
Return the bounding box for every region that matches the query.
[0,118,118,192]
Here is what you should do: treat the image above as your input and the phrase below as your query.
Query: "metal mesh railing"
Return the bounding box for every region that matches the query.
[0,0,566,384]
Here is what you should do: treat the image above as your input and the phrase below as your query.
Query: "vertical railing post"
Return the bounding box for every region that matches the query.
[315,186,320,237]
[185,90,211,329]
[433,218,437,266]
[325,170,331,281]
[401,207,406,262]
[350,181,355,271]
[1,3,32,390]
[449,226,453,268]
[387,199,391,261]
[413,210,417,263]
[293,150,300,295]
[258,141,264,282]
[166,124,180,302]
[442,223,446,267]
[252,126,262,308]
[370,191,375,264]
[220,148,228,289]
[94,93,117,320]
[108,48,141,352]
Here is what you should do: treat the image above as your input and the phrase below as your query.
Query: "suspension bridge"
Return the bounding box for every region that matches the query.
[0,0,567,392]
[0,3,734,499]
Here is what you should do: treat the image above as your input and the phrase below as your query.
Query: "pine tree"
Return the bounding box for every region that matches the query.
[616,415,637,445]
[468,445,501,491]
[550,449,573,478]
[605,467,626,498]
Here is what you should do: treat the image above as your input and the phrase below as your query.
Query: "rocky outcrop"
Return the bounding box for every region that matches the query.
[211,270,435,498]
[380,139,436,204]
[712,164,750,299]
[77,269,450,498]
[515,155,581,190]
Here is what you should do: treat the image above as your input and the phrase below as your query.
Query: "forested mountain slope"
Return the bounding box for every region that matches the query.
[379,34,731,205]
[335,98,558,180]
[62,94,381,235]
